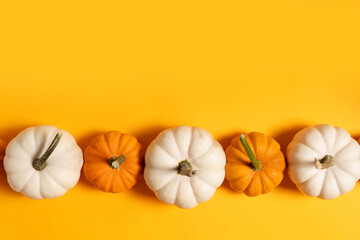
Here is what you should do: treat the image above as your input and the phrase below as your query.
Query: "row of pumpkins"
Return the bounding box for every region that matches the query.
[0,124,359,209]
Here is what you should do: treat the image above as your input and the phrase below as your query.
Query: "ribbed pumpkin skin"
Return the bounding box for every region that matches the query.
[225,132,285,196]
[0,139,7,178]
[84,131,143,193]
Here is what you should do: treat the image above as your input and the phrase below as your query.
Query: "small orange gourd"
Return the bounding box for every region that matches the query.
[225,132,285,196]
[84,131,143,193]
[0,139,7,178]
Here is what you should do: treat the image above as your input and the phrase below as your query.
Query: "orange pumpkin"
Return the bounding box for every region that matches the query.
[0,139,7,179]
[84,131,143,193]
[225,132,285,196]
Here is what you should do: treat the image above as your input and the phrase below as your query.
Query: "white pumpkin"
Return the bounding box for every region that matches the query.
[287,124,360,199]
[144,126,226,209]
[4,125,83,199]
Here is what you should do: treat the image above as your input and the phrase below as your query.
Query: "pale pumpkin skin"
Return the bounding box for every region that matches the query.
[287,124,360,199]
[0,139,7,179]
[144,126,226,209]
[4,126,83,199]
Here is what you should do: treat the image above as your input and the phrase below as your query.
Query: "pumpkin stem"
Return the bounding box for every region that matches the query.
[315,155,335,169]
[32,133,62,171]
[108,155,126,171]
[177,159,196,177]
[240,134,262,172]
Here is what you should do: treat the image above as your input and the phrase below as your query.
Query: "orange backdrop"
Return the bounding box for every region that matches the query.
[1,0,360,239]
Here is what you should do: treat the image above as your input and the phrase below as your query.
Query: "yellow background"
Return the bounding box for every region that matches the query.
[1,1,360,239]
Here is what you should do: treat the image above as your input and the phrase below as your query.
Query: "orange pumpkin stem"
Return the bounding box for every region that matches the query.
[177,159,196,177]
[108,154,126,171]
[240,134,262,172]
[33,133,62,171]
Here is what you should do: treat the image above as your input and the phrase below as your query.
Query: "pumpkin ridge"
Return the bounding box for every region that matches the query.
[117,134,134,155]
[258,171,268,194]
[17,170,37,193]
[261,140,282,162]
[110,131,122,154]
[40,170,67,194]
[100,134,113,157]
[120,143,142,160]
[109,173,120,192]
[191,142,215,162]
[300,170,325,189]
[93,171,113,192]
[260,169,282,187]
[44,166,75,189]
[12,139,33,159]
[196,170,220,188]
[174,178,196,207]
[104,132,118,156]
[333,138,352,157]
[188,129,214,160]
[118,163,139,181]
[228,179,248,193]
[247,133,261,159]
[121,156,141,167]
[244,174,261,196]
[156,144,180,163]
[261,155,286,171]
[312,127,330,152]
[172,126,192,157]
[85,164,111,183]
[331,168,348,194]
[258,171,274,190]
[104,170,115,192]
[188,177,202,203]
[187,128,194,157]
[84,147,109,163]
[228,172,254,192]
[237,135,257,159]
[3,156,31,173]
[121,168,137,189]
[318,125,337,153]
[47,144,81,163]
[226,145,251,164]
[225,162,255,181]
[333,162,359,179]
[168,130,182,159]
[319,170,335,198]
[292,142,322,159]
[294,168,321,185]
[147,169,177,191]
[121,156,142,168]
[158,177,180,204]
[227,171,254,183]
[35,127,59,159]
[112,173,126,192]
[46,157,83,171]
[332,127,351,154]
[248,132,267,160]
[171,129,183,158]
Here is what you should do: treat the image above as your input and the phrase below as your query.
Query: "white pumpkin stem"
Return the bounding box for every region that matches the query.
[33,133,62,171]
[108,155,126,171]
[315,155,335,169]
[240,134,263,172]
[177,159,196,177]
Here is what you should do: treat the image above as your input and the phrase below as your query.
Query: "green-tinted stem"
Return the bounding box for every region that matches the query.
[240,134,262,171]
[33,133,62,171]
[177,159,196,177]
[108,155,126,171]
[315,154,335,169]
